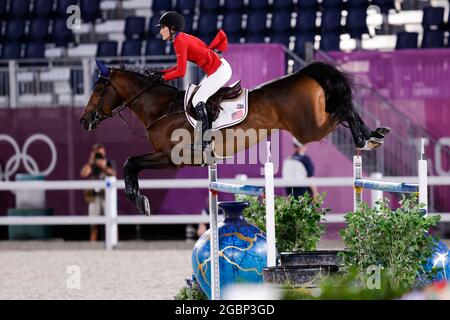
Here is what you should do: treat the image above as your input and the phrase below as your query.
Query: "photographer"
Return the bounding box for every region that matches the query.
[80,143,116,241]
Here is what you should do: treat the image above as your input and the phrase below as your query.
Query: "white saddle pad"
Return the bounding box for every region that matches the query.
[184,82,249,131]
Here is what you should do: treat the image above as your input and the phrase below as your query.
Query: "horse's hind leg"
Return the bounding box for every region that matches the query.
[348,111,391,150]
[123,152,174,215]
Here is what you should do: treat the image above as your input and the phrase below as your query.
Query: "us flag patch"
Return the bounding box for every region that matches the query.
[232,110,243,120]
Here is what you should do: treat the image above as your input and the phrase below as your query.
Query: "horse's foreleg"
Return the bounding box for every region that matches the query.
[123,152,173,215]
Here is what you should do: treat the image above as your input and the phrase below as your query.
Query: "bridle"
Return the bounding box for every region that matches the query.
[86,69,163,127]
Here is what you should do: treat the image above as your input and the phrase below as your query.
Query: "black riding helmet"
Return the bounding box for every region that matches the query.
[156,11,185,31]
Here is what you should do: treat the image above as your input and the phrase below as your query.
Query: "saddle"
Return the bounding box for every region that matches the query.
[186,81,243,123]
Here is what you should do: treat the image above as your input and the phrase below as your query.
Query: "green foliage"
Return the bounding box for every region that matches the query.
[282,267,408,300]
[236,192,329,252]
[174,276,207,300]
[340,196,441,291]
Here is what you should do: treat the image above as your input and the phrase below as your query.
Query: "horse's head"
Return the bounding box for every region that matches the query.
[80,59,122,131]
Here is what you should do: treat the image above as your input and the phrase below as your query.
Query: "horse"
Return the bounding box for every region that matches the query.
[80,60,388,215]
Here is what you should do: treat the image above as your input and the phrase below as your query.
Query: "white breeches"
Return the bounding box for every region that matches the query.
[192,57,233,106]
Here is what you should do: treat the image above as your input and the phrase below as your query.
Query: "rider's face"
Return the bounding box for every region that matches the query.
[160,26,171,41]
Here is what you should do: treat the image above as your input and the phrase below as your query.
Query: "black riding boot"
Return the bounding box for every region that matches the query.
[193,102,211,151]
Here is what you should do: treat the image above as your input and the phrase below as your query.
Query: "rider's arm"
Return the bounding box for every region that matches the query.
[162,39,188,81]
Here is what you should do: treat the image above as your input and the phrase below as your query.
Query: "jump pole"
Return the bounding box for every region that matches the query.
[353,138,428,214]
[208,162,220,300]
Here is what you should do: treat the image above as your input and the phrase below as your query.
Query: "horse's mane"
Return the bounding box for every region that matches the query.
[110,65,180,92]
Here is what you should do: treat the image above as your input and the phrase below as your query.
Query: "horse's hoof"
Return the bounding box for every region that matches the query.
[357,138,384,151]
[136,195,151,216]
[374,127,391,138]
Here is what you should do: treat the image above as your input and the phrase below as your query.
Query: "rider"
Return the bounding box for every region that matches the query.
[156,11,232,151]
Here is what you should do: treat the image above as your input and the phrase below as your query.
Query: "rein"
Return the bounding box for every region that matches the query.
[90,71,186,139]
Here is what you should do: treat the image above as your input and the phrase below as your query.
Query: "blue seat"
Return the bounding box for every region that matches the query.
[183,14,194,33]
[198,34,215,45]
[1,43,21,59]
[145,38,166,55]
[346,8,368,38]
[371,0,395,14]
[125,16,146,39]
[176,0,196,13]
[152,0,173,14]
[222,0,244,12]
[5,19,26,42]
[422,7,445,30]
[227,33,241,43]
[70,69,83,94]
[96,41,118,57]
[246,12,267,34]
[80,0,101,23]
[322,0,343,8]
[347,0,369,7]
[197,14,218,35]
[245,33,266,43]
[321,9,341,32]
[199,0,220,12]
[247,0,269,12]
[272,0,293,11]
[56,0,77,17]
[269,33,291,47]
[320,32,340,51]
[270,11,292,33]
[294,32,315,58]
[222,12,243,35]
[121,39,142,57]
[297,0,318,10]
[149,15,162,36]
[421,30,444,48]
[295,9,316,32]
[28,19,50,42]
[9,0,30,18]
[0,0,6,17]
[33,0,54,17]
[24,42,46,59]
[395,32,418,49]
[52,18,74,46]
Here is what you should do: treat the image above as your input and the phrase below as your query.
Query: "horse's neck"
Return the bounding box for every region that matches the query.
[114,71,179,127]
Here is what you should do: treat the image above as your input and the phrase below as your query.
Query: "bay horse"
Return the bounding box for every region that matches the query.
[80,60,388,215]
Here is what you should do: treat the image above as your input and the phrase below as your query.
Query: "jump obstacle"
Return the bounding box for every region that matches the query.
[207,142,276,300]
[353,138,428,214]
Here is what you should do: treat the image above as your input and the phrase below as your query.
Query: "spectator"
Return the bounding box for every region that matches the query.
[282,138,318,198]
[80,143,116,241]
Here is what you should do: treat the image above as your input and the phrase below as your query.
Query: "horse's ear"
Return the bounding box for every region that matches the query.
[95,59,110,77]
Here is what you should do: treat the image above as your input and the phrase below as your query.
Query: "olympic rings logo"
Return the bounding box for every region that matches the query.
[0,134,57,181]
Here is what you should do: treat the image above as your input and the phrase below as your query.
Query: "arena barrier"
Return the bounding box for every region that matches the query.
[207,142,277,300]
[353,139,428,214]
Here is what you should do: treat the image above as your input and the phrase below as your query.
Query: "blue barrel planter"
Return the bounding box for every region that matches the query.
[192,201,267,299]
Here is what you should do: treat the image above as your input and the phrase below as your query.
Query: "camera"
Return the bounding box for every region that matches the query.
[95,152,104,160]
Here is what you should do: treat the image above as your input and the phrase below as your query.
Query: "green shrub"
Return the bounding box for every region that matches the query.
[340,196,440,291]
[237,192,328,252]
[174,276,207,300]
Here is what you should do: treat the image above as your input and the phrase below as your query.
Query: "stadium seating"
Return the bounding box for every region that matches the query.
[395,32,418,49]
[124,17,146,39]
[422,6,445,30]
[96,41,118,57]
[176,0,196,14]
[145,38,167,56]
[421,30,445,48]
[346,7,368,38]
[222,0,245,12]
[34,0,54,18]
[121,39,142,57]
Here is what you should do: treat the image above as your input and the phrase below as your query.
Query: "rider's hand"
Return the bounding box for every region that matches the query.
[148,70,164,84]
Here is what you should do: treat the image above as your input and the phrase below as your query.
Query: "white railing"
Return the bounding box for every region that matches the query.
[1,175,450,250]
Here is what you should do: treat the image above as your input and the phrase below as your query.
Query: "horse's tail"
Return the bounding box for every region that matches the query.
[298,61,357,125]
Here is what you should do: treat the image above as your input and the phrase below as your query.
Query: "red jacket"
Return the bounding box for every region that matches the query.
[162,30,228,81]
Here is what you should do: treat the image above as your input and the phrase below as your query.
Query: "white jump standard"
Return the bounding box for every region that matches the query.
[207,142,277,300]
